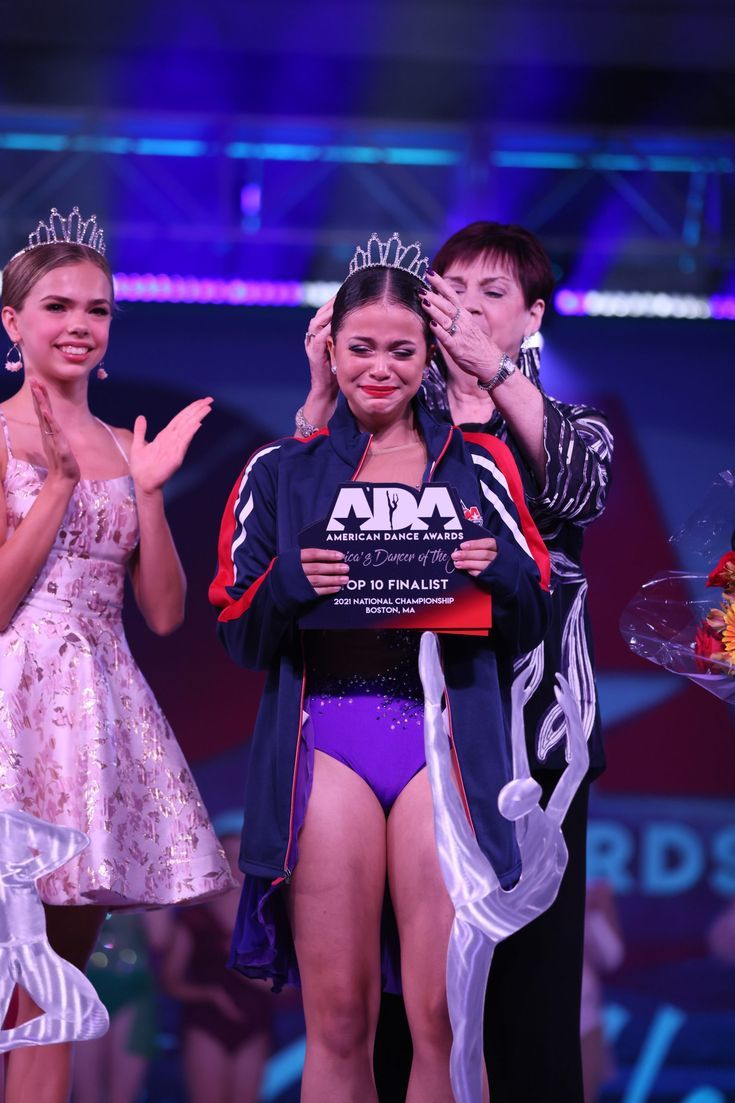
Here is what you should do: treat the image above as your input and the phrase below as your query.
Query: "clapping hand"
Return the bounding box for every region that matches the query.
[129,397,213,495]
[29,379,80,485]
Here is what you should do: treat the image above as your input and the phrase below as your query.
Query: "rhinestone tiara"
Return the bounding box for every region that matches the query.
[25,206,106,256]
[347,232,429,284]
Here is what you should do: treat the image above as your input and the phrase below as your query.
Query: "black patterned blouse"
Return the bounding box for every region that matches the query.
[422,346,614,773]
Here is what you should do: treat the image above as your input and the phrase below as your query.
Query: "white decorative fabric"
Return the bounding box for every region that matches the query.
[0,811,109,1051]
[419,632,589,1103]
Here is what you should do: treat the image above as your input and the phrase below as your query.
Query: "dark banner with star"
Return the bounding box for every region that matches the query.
[297,482,493,633]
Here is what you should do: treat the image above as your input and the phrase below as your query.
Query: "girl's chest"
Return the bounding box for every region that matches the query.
[4,460,138,558]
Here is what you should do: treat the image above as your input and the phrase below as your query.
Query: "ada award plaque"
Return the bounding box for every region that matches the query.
[298,482,493,634]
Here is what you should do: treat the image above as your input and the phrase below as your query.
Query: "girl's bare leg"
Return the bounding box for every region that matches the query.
[288,751,386,1103]
[387,768,456,1103]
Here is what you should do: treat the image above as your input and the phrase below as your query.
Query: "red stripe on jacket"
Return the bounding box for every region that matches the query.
[461,431,551,592]
[216,559,277,623]
[209,432,327,616]
[209,466,247,610]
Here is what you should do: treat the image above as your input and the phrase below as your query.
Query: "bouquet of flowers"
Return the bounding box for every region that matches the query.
[694,552,735,674]
[620,470,735,705]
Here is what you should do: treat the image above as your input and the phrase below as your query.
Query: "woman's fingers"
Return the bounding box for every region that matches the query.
[426,270,460,303]
[29,380,57,434]
[163,398,214,435]
[305,297,335,340]
[300,548,349,594]
[300,548,345,561]
[132,415,147,450]
[305,299,336,390]
[421,294,467,356]
[422,272,462,324]
[421,289,504,380]
[421,291,454,328]
[27,382,79,480]
[452,537,498,576]
[300,549,348,576]
[140,399,212,462]
[456,538,497,551]
[129,400,213,492]
[171,405,212,448]
[30,381,60,438]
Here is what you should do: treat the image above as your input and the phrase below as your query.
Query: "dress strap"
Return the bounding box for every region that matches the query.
[0,409,13,458]
[95,418,130,465]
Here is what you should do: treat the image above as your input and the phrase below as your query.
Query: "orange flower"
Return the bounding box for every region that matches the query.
[697,592,735,674]
[722,595,735,662]
[707,551,735,592]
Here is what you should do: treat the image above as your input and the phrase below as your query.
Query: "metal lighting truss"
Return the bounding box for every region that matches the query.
[0,107,732,292]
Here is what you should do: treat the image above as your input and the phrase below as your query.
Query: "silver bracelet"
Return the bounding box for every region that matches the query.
[477,354,516,393]
[295,406,322,438]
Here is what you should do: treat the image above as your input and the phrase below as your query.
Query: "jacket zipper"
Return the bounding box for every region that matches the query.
[351,434,373,481]
[427,426,453,482]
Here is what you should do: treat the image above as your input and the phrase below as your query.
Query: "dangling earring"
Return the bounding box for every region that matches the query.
[330,363,337,376]
[96,362,108,380]
[520,335,532,352]
[4,343,23,372]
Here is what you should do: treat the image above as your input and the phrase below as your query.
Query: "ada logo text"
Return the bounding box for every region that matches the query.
[327,484,465,533]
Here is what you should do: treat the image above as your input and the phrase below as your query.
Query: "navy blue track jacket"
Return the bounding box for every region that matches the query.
[211,396,551,889]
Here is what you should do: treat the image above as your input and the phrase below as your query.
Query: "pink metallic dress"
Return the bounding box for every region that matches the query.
[0,412,233,908]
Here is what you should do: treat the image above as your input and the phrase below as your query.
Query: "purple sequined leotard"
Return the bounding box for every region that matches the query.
[303,629,426,812]
[230,629,426,992]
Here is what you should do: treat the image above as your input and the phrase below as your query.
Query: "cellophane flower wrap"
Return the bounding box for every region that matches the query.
[620,470,735,705]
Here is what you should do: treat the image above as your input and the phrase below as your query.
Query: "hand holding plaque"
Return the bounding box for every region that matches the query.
[298,482,494,633]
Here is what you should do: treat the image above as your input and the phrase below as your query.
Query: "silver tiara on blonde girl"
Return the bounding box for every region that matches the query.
[25,207,106,256]
[347,232,429,284]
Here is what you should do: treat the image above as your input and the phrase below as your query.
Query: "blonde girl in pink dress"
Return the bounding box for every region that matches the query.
[0,210,233,1103]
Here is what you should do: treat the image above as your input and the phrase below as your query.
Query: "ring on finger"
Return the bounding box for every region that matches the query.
[305,330,316,342]
[448,321,459,336]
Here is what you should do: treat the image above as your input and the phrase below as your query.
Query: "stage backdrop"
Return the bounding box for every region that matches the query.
[3,304,733,1102]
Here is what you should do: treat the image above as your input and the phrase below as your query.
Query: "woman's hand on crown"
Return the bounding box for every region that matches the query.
[421,272,504,384]
[304,297,338,396]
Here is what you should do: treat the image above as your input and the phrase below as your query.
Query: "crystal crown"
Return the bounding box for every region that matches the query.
[26,207,106,256]
[348,232,429,283]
